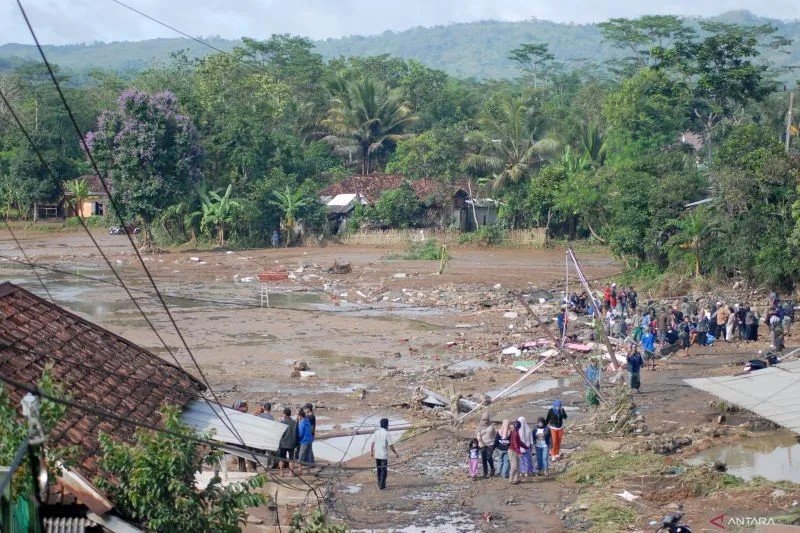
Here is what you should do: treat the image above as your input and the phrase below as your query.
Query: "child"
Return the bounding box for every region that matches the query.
[468,438,480,480]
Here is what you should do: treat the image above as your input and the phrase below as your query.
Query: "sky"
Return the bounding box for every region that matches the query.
[2,0,797,46]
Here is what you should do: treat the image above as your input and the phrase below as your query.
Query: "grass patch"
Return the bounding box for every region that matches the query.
[387,240,450,261]
[680,465,743,496]
[585,498,638,533]
[561,445,665,485]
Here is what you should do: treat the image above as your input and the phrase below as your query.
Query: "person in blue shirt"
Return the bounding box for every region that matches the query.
[626,345,644,392]
[296,409,314,474]
[641,329,656,370]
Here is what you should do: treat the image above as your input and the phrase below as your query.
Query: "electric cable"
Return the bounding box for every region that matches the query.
[15,0,251,453]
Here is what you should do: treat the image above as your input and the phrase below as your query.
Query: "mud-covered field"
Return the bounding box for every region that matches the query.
[2,226,798,532]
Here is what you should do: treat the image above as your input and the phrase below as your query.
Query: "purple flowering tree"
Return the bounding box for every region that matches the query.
[86,89,202,249]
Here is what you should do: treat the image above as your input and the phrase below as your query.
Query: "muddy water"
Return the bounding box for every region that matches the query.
[687,431,800,483]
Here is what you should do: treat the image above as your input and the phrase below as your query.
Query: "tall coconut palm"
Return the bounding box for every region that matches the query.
[322,78,417,174]
[269,186,309,247]
[65,178,90,218]
[463,96,558,190]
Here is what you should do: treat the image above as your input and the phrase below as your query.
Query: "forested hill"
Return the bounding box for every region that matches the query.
[0,10,798,79]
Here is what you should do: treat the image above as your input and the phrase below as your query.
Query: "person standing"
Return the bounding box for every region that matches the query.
[716,303,730,341]
[517,416,534,477]
[585,358,601,406]
[303,403,316,464]
[256,402,274,421]
[476,411,496,478]
[726,306,736,342]
[641,328,656,370]
[545,399,567,461]
[271,229,280,248]
[296,409,314,474]
[627,345,644,392]
[627,286,638,314]
[508,420,526,485]
[370,418,399,490]
[467,439,480,480]
[533,417,552,476]
[494,419,511,479]
[277,407,297,477]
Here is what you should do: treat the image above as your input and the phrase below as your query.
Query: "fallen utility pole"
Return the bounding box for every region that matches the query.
[514,292,604,403]
[567,248,620,371]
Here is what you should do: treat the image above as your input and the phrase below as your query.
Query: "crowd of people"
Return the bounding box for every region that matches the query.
[231,399,317,476]
[468,401,568,484]
[591,284,794,359]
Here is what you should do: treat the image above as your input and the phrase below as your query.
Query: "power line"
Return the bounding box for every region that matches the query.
[107,0,271,74]
[14,0,249,451]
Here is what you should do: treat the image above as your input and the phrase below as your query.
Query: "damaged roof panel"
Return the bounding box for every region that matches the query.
[684,360,800,435]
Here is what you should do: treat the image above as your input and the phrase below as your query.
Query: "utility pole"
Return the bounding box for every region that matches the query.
[21,393,45,533]
[786,91,794,154]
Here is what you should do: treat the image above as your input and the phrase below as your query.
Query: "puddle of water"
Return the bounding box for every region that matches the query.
[447,359,493,371]
[488,376,579,399]
[309,349,378,367]
[687,431,800,483]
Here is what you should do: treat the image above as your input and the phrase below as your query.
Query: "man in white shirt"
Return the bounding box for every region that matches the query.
[370,418,399,490]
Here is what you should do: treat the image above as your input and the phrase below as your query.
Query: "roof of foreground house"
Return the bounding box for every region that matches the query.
[0,282,205,483]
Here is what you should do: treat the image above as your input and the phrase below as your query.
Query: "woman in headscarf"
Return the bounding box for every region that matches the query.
[517,416,534,477]
[533,417,552,476]
[545,399,567,460]
[476,411,496,478]
[494,419,512,478]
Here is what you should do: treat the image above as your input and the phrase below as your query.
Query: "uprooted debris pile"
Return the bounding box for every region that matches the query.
[575,383,648,436]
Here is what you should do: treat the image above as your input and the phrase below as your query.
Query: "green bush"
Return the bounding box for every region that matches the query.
[389,239,450,260]
[458,225,506,246]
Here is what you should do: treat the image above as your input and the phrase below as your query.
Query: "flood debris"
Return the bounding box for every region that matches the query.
[327,261,352,274]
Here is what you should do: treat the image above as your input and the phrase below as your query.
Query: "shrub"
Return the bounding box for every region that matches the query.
[389,240,450,260]
[458,225,506,246]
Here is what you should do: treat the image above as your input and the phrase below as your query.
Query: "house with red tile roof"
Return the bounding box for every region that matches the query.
[0,282,285,530]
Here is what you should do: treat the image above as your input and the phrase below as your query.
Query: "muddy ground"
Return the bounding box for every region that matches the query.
[1,225,799,532]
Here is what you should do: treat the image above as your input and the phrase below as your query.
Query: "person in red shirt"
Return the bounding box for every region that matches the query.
[508,420,528,485]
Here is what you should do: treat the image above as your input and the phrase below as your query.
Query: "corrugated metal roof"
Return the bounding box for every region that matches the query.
[44,517,96,533]
[685,360,800,435]
[180,400,287,452]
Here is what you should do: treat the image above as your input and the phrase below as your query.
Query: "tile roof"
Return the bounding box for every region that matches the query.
[0,282,205,483]
[75,175,110,197]
[319,174,475,204]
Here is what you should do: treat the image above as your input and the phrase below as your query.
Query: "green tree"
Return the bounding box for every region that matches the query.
[86,90,202,249]
[652,22,788,159]
[667,207,718,277]
[598,15,694,69]
[508,43,556,86]
[64,178,89,218]
[371,182,421,228]
[322,78,417,174]
[386,126,466,179]
[97,406,266,532]
[269,185,310,246]
[197,184,241,246]
[463,95,559,189]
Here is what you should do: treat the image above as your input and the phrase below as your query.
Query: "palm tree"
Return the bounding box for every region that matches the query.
[65,178,90,218]
[322,78,417,174]
[463,95,558,189]
[269,186,309,247]
[667,207,718,278]
[198,184,240,246]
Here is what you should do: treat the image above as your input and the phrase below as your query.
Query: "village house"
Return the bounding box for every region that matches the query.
[64,175,109,219]
[319,174,500,232]
[0,283,285,531]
